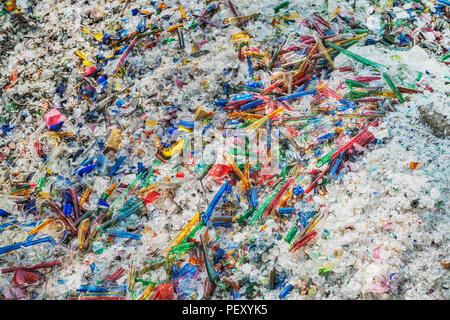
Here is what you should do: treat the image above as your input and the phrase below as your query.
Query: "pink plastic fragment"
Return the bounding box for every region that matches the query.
[368,276,391,294]
[82,66,97,76]
[4,285,28,300]
[373,247,381,259]
[196,40,209,48]
[382,222,393,231]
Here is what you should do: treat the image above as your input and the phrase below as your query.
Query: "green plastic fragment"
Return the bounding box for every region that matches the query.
[274,1,289,13]
[345,90,380,99]
[235,85,261,93]
[285,224,298,244]
[94,248,104,255]
[169,241,195,254]
[162,38,175,44]
[266,46,281,72]
[343,28,369,34]
[141,169,155,189]
[318,266,333,275]
[135,278,156,286]
[345,79,369,88]
[140,256,177,274]
[279,164,293,178]
[229,147,258,158]
[36,177,45,192]
[237,207,256,223]
[249,190,278,226]
[182,221,205,243]
[316,149,335,167]
[11,184,30,193]
[325,41,387,69]
[252,162,261,172]
[218,280,229,292]
[415,72,423,82]
[6,104,16,112]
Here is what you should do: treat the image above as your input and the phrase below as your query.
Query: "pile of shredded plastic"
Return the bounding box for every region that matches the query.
[0,0,448,300]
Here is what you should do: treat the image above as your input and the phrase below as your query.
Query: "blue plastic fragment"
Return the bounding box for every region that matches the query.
[279,284,294,299]
[202,180,231,224]
[108,156,126,177]
[293,186,304,195]
[77,164,98,177]
[0,209,11,217]
[278,207,295,214]
[276,89,317,102]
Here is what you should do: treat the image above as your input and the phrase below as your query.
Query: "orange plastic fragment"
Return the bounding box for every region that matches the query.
[409,162,419,169]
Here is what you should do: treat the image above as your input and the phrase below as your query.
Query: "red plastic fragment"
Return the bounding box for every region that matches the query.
[208,164,232,178]
[144,191,161,204]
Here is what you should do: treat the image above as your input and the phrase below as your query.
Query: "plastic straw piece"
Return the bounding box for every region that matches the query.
[382,72,405,103]
[324,41,386,69]
[164,211,201,255]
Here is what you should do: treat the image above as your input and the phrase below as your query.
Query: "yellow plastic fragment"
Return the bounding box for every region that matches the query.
[93,33,104,42]
[223,154,250,190]
[128,260,135,291]
[178,126,193,133]
[168,24,183,32]
[29,219,54,235]
[39,192,52,198]
[103,128,123,153]
[232,31,250,42]
[178,6,186,19]
[138,283,155,300]
[245,107,285,133]
[75,51,87,60]
[230,112,264,120]
[275,12,300,20]
[145,120,157,128]
[329,8,340,20]
[244,51,265,58]
[78,218,90,249]
[161,139,184,158]
[295,42,319,76]
[314,36,335,70]
[135,183,158,195]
